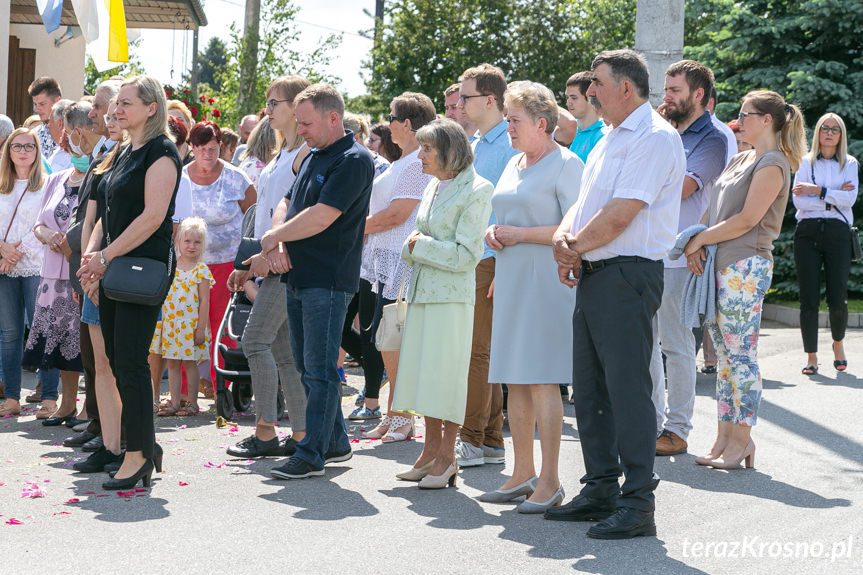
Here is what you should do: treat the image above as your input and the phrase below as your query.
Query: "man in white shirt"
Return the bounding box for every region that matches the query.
[549,49,685,539]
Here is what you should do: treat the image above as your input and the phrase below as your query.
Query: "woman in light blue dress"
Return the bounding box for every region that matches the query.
[480,82,584,512]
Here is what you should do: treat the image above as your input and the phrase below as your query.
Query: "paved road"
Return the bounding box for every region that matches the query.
[1,321,861,574]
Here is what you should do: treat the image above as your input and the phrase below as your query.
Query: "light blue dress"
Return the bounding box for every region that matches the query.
[488,147,584,384]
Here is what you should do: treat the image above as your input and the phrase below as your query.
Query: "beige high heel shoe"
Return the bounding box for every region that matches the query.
[418,461,458,489]
[707,440,755,469]
[396,459,435,481]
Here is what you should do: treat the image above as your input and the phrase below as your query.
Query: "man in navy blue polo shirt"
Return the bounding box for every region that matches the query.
[652,61,728,458]
[260,84,375,479]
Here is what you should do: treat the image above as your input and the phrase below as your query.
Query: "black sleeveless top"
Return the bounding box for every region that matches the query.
[98,135,182,264]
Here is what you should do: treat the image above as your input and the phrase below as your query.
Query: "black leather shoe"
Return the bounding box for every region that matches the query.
[63,430,97,448]
[82,435,105,452]
[65,418,89,429]
[42,413,76,426]
[227,435,284,458]
[544,494,616,522]
[587,507,656,539]
[73,447,123,473]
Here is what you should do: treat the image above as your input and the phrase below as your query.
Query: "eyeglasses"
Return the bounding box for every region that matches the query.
[820,125,841,135]
[265,98,290,111]
[103,114,118,125]
[458,93,490,103]
[388,115,405,123]
[738,111,766,121]
[10,143,37,152]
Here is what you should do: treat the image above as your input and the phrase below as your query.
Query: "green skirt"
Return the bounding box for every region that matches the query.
[391,302,473,425]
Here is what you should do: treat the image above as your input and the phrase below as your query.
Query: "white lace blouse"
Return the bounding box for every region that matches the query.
[0,179,45,277]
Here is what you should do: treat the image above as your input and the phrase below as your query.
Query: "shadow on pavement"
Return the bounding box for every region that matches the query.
[258,467,380,520]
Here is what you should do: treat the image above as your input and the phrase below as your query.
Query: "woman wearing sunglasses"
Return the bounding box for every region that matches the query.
[791,113,858,375]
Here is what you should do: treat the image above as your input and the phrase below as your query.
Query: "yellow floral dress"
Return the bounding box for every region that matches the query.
[150,262,215,360]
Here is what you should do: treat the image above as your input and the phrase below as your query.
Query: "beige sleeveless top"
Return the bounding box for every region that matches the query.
[708,149,790,271]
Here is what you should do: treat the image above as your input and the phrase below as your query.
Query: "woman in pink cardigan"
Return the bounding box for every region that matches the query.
[23,166,84,424]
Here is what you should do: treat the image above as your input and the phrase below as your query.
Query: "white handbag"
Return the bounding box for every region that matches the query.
[375,267,408,352]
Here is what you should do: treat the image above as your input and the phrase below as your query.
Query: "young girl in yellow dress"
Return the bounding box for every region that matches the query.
[151,217,215,416]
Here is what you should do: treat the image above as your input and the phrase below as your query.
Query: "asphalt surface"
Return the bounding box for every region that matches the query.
[0,320,861,574]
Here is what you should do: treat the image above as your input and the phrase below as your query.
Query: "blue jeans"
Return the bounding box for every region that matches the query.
[285,285,352,469]
[0,274,40,402]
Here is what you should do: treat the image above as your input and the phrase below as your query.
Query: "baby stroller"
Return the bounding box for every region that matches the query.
[213,291,286,420]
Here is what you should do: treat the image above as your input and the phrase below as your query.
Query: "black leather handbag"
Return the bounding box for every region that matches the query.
[100,148,174,306]
[836,209,862,262]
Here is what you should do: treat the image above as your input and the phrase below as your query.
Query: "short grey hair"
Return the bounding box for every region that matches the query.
[0,114,13,143]
[64,101,95,131]
[415,118,474,174]
[294,83,344,119]
[503,81,559,134]
[51,99,75,122]
[592,49,650,100]
[95,79,122,101]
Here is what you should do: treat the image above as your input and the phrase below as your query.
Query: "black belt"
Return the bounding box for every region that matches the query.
[581,255,658,273]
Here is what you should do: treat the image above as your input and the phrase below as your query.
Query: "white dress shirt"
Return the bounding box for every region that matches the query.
[569,102,686,261]
[792,155,859,224]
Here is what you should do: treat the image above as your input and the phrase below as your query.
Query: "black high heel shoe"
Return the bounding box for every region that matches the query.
[107,443,162,477]
[102,459,154,490]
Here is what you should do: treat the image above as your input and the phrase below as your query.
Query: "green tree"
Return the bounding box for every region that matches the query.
[217,0,342,128]
[685,0,863,298]
[362,0,635,117]
[84,40,146,93]
[189,37,227,93]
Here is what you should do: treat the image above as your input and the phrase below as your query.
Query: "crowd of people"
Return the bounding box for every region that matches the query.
[0,47,858,540]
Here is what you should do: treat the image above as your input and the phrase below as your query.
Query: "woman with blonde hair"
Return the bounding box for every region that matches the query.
[791,112,858,374]
[224,75,310,458]
[238,117,280,185]
[78,75,182,489]
[685,90,807,469]
[0,128,48,416]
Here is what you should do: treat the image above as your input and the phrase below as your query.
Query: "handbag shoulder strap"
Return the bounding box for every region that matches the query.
[396,265,408,302]
[3,186,31,242]
[834,208,855,228]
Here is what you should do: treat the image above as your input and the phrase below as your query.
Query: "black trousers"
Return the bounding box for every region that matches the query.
[98,289,161,459]
[340,292,363,366]
[572,259,663,511]
[793,218,851,353]
[357,279,386,400]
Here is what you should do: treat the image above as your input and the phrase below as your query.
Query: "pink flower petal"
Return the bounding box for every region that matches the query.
[53,511,72,515]
[97,494,110,497]
[84,490,96,494]
[5,518,23,525]
[65,498,80,504]
[178,425,187,430]
[178,481,189,486]
[135,488,148,492]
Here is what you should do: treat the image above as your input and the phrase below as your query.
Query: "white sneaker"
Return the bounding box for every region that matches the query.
[454,439,484,467]
[482,444,505,464]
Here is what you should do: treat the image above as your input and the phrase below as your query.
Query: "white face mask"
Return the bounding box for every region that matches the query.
[68,129,85,156]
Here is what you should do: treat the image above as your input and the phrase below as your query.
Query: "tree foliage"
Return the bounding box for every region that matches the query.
[190,37,228,93]
[685,0,863,297]
[84,40,146,94]
[363,0,636,117]
[217,0,342,128]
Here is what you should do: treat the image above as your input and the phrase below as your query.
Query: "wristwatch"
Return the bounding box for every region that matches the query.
[99,251,107,267]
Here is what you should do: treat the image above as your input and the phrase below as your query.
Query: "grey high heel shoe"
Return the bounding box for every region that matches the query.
[478,476,538,503]
[516,485,565,514]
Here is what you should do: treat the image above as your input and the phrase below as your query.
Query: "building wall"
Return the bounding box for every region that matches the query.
[8,24,87,107]
[0,2,11,115]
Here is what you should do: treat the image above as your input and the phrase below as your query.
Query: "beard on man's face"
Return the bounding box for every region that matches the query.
[665,96,696,123]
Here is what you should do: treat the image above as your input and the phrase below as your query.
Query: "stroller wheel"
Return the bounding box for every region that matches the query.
[232,382,253,413]
[215,376,234,420]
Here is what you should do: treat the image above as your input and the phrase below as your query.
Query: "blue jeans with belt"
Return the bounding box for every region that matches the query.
[0,274,40,402]
[285,285,352,469]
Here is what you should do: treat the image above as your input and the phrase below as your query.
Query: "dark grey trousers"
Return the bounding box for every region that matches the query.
[571,259,663,511]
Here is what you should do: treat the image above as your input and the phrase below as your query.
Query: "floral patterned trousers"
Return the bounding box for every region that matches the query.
[706,255,773,426]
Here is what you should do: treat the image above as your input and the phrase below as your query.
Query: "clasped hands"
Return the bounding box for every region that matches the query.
[484,224,522,251]
[552,230,580,288]
[227,233,292,292]
[77,251,107,304]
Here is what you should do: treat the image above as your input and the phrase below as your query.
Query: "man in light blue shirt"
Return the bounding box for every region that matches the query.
[564,71,606,163]
[453,63,518,470]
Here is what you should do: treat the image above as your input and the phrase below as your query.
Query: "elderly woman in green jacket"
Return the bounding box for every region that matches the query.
[391,118,494,489]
